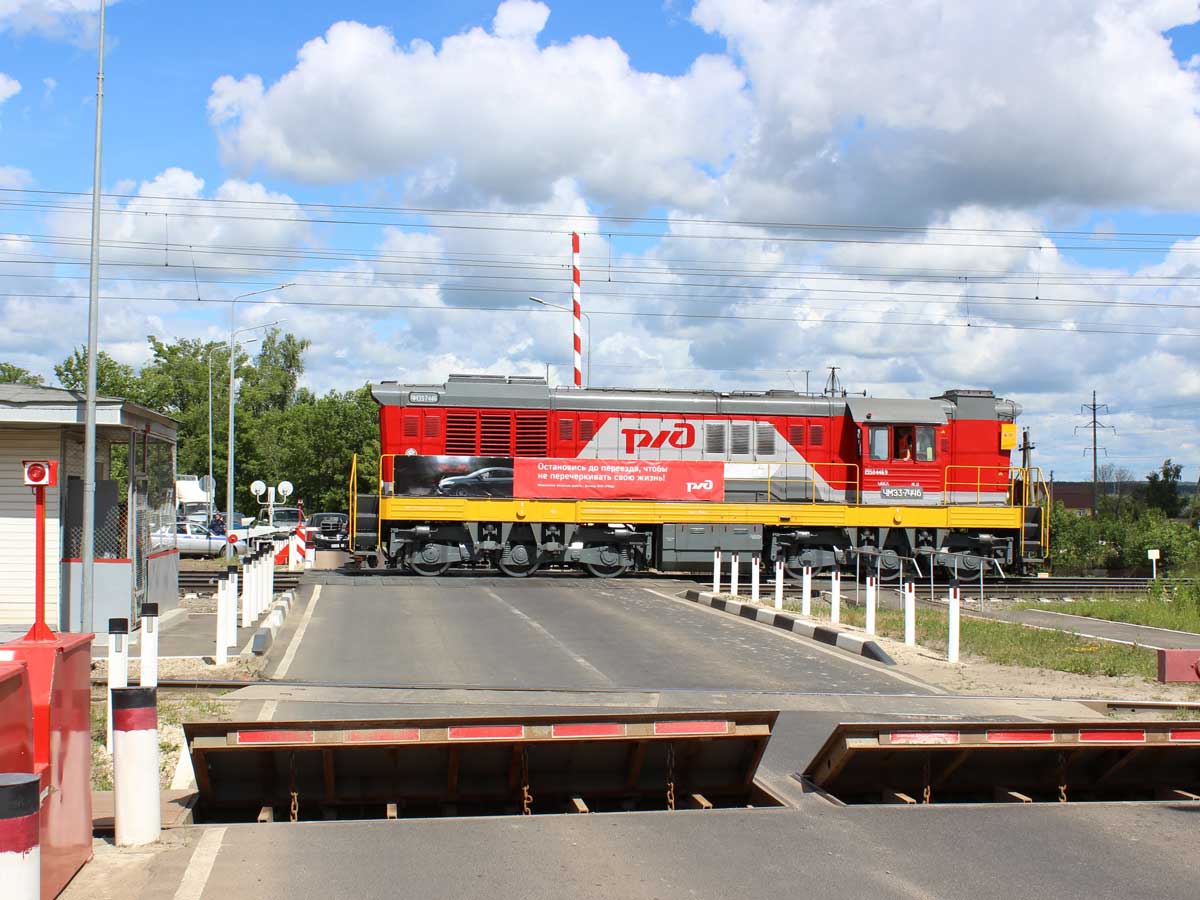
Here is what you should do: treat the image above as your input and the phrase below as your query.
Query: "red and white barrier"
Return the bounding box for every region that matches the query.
[802,566,813,616]
[729,552,740,597]
[711,549,721,594]
[948,582,961,663]
[830,571,841,625]
[106,617,129,754]
[865,576,877,635]
[750,552,761,604]
[903,581,916,646]
[111,686,161,846]
[140,603,159,688]
[0,772,40,899]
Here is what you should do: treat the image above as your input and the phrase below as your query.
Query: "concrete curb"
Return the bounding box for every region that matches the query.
[682,589,896,666]
[247,591,296,657]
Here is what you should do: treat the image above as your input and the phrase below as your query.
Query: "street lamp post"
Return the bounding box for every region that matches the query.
[207,340,256,524]
[225,284,291,558]
[529,296,591,387]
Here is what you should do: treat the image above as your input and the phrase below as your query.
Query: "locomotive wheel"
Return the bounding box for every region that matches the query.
[408,543,451,577]
[498,543,541,577]
[583,545,628,578]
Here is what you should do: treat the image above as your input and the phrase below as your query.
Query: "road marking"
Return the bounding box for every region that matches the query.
[173,827,226,900]
[273,585,320,680]
[484,588,613,685]
[256,699,278,722]
[641,588,940,693]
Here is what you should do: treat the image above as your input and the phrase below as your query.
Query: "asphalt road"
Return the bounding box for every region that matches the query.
[112,575,1200,899]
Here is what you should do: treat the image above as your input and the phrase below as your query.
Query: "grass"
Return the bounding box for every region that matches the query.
[90,687,232,791]
[1017,584,1200,634]
[789,599,1158,679]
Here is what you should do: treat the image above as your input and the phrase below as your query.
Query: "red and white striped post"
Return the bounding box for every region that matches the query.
[215,575,229,667]
[0,772,40,899]
[140,603,159,688]
[241,551,254,628]
[830,571,841,624]
[571,232,582,387]
[729,551,740,597]
[750,552,761,604]
[111,686,161,846]
[865,575,877,635]
[711,549,721,594]
[225,562,239,648]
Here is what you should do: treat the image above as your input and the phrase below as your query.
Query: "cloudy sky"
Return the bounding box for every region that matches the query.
[2,0,1199,480]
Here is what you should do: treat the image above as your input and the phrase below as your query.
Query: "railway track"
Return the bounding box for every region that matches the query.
[179,568,301,593]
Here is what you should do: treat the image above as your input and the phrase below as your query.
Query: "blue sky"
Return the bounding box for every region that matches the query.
[2,0,1200,481]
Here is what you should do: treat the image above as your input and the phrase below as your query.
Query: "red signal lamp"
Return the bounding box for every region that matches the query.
[23,459,58,487]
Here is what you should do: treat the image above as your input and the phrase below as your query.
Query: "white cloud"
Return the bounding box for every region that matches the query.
[0,0,115,41]
[0,72,20,105]
[0,164,32,187]
[208,2,750,209]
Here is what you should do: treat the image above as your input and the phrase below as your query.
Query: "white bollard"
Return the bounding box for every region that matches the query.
[304,529,315,570]
[288,533,300,572]
[112,687,162,847]
[0,772,40,899]
[730,552,740,597]
[241,552,254,628]
[139,604,159,688]
[267,551,275,611]
[865,575,877,635]
[215,577,229,666]
[801,566,813,617]
[773,557,784,610]
[830,571,841,624]
[904,581,916,646]
[948,582,961,663]
[712,549,721,594]
[106,617,129,754]
[750,552,761,604]
[225,563,239,648]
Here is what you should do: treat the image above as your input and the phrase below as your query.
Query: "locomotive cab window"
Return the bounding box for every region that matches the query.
[868,425,889,461]
[915,426,936,462]
[892,426,914,460]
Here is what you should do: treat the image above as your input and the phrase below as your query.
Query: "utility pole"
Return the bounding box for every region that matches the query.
[81,0,107,633]
[1075,390,1114,516]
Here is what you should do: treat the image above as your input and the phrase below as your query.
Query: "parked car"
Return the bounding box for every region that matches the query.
[436,466,513,497]
[308,512,349,550]
[159,521,248,557]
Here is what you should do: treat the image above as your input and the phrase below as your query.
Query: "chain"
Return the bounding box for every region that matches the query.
[521,749,533,816]
[922,754,932,805]
[1057,752,1068,804]
[289,751,299,822]
[666,743,676,811]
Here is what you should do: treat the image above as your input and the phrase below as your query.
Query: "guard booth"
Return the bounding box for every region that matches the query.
[0,384,178,635]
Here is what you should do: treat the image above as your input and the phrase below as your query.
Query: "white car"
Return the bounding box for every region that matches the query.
[160,521,248,557]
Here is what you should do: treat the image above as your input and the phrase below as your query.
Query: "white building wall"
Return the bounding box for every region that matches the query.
[0,428,61,626]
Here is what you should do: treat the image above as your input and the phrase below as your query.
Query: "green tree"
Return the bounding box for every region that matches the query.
[1145,458,1184,518]
[55,347,142,399]
[0,362,44,385]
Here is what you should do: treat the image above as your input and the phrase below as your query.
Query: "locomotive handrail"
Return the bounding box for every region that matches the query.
[348,453,358,549]
[943,465,1023,505]
[760,461,859,504]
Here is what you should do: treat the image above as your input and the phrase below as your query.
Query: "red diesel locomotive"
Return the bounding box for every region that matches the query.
[354,375,1046,578]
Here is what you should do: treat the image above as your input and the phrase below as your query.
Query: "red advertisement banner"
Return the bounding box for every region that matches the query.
[513,458,725,501]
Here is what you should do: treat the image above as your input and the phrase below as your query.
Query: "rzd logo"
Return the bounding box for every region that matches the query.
[621,422,696,455]
[686,479,714,493]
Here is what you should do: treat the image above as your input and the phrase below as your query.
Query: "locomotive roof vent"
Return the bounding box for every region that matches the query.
[934,389,995,400]
[447,373,548,385]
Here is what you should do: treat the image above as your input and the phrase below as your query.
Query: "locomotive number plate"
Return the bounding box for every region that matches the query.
[880,486,924,499]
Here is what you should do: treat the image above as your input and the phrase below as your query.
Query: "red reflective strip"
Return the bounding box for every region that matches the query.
[345,728,419,744]
[552,723,624,738]
[1169,729,1200,742]
[113,706,157,732]
[0,811,38,854]
[986,730,1055,744]
[447,725,524,740]
[236,730,315,745]
[1078,729,1146,743]
[653,720,729,736]
[889,731,961,745]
